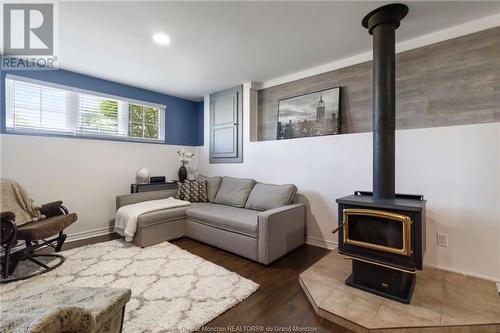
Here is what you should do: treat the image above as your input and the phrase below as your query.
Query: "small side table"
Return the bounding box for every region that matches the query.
[130,182,178,193]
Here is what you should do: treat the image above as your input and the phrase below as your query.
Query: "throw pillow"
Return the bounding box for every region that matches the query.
[245,183,297,211]
[176,180,208,202]
[196,175,222,202]
[213,177,256,208]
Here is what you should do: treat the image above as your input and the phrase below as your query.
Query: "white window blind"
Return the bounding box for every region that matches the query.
[5,75,166,142]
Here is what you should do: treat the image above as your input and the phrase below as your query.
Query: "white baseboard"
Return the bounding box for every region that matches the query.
[305,236,499,283]
[422,263,500,283]
[306,236,338,250]
[66,227,114,243]
[64,230,500,284]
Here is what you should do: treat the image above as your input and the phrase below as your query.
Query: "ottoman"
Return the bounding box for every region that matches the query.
[0,287,131,333]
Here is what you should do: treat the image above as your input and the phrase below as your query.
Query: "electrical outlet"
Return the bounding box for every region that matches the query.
[436,233,448,247]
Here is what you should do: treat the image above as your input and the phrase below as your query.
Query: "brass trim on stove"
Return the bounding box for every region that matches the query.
[343,208,412,257]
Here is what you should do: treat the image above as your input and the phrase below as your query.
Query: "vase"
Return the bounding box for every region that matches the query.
[135,168,151,184]
[178,165,187,182]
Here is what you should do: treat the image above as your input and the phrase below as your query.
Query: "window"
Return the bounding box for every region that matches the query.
[5,75,165,142]
[128,104,161,140]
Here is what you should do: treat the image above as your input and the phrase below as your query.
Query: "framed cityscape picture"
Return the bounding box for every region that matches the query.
[276,86,341,140]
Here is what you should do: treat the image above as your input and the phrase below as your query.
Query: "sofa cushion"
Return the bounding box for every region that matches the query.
[136,202,211,228]
[213,177,256,207]
[18,213,78,241]
[189,202,212,209]
[245,183,297,211]
[137,206,188,227]
[186,204,259,237]
[196,175,222,202]
[176,180,208,202]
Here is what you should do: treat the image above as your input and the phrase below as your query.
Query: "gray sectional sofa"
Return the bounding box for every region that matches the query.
[116,176,305,265]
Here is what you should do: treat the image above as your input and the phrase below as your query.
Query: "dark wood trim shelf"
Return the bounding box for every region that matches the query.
[130,182,178,193]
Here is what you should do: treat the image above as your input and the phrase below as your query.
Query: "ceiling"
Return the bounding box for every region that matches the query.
[59,1,500,101]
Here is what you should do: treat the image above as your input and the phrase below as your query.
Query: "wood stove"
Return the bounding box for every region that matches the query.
[336,192,426,303]
[335,4,427,304]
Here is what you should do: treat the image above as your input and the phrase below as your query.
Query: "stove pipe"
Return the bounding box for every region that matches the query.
[362,4,408,200]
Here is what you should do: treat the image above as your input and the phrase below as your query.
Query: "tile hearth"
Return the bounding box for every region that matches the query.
[299,250,500,333]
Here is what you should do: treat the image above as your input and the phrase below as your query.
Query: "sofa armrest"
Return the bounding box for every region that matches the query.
[257,203,305,265]
[116,189,178,210]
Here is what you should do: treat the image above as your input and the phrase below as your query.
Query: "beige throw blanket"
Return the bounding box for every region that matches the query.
[114,197,190,241]
[1,179,44,226]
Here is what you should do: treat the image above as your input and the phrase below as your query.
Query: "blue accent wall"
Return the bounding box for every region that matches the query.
[0,68,204,146]
[197,100,204,146]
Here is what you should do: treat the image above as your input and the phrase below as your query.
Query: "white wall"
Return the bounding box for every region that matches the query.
[0,134,197,241]
[199,89,499,281]
[198,16,500,281]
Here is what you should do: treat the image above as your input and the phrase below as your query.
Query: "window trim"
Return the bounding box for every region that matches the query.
[4,74,167,144]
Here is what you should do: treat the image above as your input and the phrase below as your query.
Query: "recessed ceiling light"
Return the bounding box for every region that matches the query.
[153,33,171,46]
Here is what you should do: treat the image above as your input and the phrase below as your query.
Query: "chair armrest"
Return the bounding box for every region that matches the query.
[40,201,67,218]
[1,211,18,247]
[116,189,178,210]
[257,203,305,265]
[1,211,16,221]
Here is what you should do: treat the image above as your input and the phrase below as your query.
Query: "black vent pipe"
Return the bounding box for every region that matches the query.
[362,4,408,200]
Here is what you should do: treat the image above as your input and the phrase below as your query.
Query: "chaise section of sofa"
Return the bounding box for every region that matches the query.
[116,189,186,247]
[115,176,305,265]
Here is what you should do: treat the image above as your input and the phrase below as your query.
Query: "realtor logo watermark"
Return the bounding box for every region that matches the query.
[1,2,59,70]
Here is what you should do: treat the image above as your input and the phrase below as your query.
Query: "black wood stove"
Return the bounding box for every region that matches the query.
[336,192,426,303]
[335,4,426,304]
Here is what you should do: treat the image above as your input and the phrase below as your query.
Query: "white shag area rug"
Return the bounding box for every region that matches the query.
[0,240,259,332]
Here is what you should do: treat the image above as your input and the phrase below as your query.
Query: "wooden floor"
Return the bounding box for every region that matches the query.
[63,235,351,332]
[173,238,352,332]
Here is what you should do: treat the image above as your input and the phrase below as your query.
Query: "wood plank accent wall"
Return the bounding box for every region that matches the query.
[257,27,500,141]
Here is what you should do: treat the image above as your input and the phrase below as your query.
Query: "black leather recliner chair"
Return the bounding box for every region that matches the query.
[1,201,77,283]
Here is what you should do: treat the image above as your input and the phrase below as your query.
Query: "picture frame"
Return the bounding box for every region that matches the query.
[276,86,341,140]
